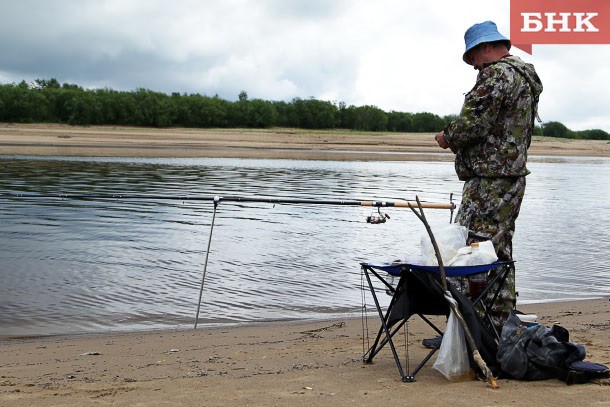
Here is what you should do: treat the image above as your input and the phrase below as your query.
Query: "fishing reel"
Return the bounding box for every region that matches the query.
[366,207,390,224]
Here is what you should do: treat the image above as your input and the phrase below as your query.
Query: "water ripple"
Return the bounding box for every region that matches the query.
[1,156,609,336]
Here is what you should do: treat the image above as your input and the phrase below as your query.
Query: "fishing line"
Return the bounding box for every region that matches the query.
[3,193,455,328]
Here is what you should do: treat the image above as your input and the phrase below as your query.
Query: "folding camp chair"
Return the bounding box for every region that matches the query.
[360,260,514,382]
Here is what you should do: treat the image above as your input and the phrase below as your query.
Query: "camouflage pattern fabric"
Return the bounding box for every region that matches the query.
[443,55,542,330]
[450,176,526,331]
[443,56,543,181]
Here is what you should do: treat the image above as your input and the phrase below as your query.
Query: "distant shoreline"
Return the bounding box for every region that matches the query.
[1,123,609,160]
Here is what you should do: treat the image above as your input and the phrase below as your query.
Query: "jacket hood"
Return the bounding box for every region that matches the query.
[499,55,543,99]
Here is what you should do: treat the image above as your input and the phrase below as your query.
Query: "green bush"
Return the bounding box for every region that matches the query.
[542,121,572,138]
[0,78,607,137]
[574,129,609,140]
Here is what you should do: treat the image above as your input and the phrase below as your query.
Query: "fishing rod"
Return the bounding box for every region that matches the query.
[5,193,455,210]
[4,193,456,328]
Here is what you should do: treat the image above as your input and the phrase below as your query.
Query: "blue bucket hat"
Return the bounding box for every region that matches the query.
[463,21,511,64]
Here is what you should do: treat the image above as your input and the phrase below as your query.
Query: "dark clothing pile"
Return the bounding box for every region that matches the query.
[497,312,609,384]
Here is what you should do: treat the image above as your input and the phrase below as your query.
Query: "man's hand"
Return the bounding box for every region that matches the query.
[435,131,457,153]
[435,131,449,149]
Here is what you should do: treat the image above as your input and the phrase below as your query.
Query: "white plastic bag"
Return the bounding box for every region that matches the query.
[433,295,471,381]
[446,240,498,266]
[475,240,498,264]
[421,224,468,266]
[446,246,472,266]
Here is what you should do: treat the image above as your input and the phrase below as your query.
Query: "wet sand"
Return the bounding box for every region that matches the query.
[1,299,609,406]
[1,123,609,160]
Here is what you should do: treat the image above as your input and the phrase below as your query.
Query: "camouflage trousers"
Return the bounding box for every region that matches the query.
[450,176,526,331]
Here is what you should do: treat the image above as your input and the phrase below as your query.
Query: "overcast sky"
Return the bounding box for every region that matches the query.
[1,0,608,131]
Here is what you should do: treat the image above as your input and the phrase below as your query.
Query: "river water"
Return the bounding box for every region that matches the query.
[1,155,609,336]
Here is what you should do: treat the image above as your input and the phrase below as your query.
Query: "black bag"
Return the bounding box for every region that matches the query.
[497,311,609,384]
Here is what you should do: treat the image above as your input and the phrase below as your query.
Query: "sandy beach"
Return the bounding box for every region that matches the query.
[1,123,609,160]
[1,299,609,406]
[2,123,609,405]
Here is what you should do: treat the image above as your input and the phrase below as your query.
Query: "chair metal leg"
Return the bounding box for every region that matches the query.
[410,342,441,379]
[363,267,406,362]
[363,269,394,362]
[362,266,407,380]
[368,320,408,362]
[418,313,444,336]
[361,266,446,382]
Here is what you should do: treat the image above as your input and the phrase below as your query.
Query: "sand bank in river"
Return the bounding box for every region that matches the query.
[1,123,609,161]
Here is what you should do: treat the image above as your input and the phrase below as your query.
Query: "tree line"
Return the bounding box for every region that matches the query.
[0,79,452,131]
[0,78,607,140]
[540,121,609,140]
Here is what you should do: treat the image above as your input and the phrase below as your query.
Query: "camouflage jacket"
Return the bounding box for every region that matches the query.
[443,56,543,180]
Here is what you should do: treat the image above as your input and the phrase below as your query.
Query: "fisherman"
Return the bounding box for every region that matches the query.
[435,21,543,330]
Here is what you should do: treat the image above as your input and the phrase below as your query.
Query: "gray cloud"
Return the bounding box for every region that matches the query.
[263,0,348,21]
[0,0,608,130]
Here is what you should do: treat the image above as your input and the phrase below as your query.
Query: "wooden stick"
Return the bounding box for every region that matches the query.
[407,198,449,291]
[408,196,498,389]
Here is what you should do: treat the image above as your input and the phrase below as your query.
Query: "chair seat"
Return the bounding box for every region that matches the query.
[360,260,514,277]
